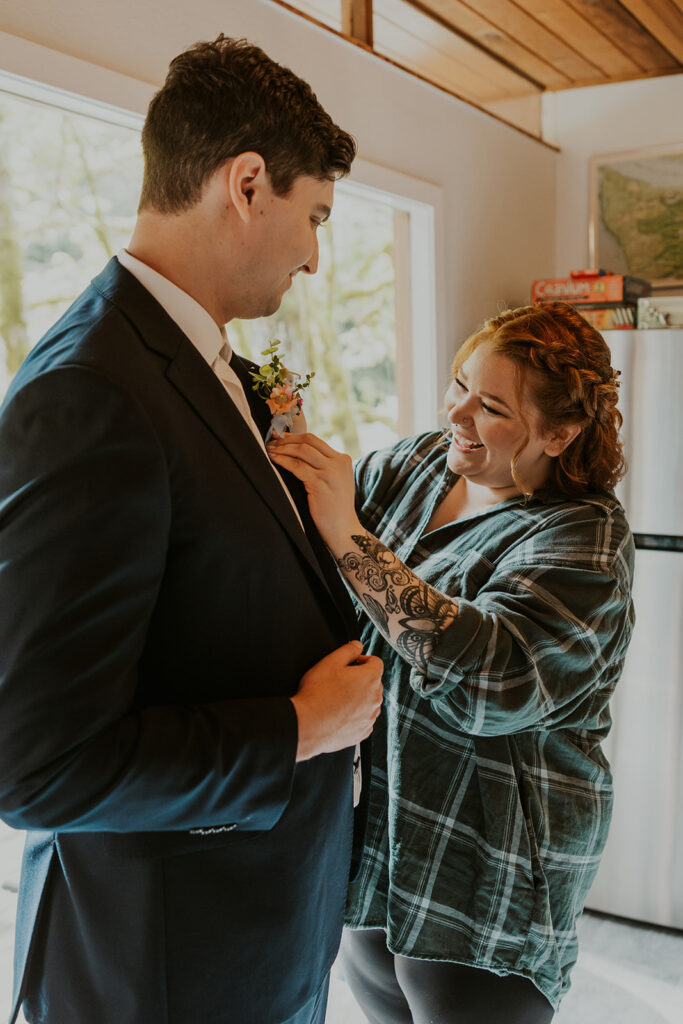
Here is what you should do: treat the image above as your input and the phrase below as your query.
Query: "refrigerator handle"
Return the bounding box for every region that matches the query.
[633,533,683,553]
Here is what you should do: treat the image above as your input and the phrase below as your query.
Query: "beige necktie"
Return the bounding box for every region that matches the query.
[212,343,265,449]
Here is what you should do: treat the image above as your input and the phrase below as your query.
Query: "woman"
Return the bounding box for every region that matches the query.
[268,302,635,1023]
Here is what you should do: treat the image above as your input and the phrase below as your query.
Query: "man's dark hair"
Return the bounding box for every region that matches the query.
[139,35,357,212]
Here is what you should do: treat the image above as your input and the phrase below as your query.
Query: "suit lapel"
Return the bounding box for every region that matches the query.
[170,350,342,598]
[232,352,359,638]
[92,259,336,598]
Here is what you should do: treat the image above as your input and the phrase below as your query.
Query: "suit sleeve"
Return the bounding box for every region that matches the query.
[0,365,298,832]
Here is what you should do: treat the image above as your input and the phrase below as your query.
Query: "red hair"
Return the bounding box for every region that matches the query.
[453,303,625,496]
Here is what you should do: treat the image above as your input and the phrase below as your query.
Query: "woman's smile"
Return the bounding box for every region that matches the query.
[450,428,484,453]
[444,341,560,496]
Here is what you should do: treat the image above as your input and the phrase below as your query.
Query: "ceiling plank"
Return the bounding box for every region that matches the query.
[373,18,513,100]
[443,0,606,80]
[618,0,683,62]
[519,0,641,76]
[400,0,574,87]
[563,0,680,70]
[374,3,540,100]
[375,0,542,97]
[342,0,374,44]
[289,0,342,28]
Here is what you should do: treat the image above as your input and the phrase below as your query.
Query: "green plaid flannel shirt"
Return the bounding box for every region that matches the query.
[345,432,635,1009]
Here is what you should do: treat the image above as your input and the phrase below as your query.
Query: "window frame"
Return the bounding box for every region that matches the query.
[341,157,443,435]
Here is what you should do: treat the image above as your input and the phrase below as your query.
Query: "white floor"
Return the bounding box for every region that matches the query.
[0,823,22,1021]
[2,822,682,1023]
[326,913,683,1024]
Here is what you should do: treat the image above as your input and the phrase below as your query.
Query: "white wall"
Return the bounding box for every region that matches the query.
[544,73,683,278]
[0,0,556,398]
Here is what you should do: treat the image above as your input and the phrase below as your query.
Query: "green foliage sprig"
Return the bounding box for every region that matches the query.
[249,340,315,404]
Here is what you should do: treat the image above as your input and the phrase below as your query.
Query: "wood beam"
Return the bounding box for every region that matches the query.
[342,0,374,46]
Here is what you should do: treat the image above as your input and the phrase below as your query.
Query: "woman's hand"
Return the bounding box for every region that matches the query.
[266,432,361,554]
[269,434,458,668]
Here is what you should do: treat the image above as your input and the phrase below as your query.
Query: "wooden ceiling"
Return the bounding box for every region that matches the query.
[272,0,683,136]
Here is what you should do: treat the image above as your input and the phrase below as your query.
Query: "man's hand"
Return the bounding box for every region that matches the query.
[291,640,383,762]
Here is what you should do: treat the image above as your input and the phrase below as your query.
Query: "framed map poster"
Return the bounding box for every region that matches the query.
[589,144,683,290]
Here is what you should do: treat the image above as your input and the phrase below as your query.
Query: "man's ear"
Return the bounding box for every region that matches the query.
[226,152,268,224]
[544,422,582,457]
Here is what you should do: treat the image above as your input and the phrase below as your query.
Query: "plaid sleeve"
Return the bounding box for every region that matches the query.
[409,506,635,735]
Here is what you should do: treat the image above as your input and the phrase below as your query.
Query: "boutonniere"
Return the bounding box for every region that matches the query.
[250,340,315,442]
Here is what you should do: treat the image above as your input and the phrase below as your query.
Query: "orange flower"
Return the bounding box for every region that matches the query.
[266,384,298,415]
[266,396,299,415]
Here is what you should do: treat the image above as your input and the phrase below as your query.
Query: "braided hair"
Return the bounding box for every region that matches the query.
[453,302,625,497]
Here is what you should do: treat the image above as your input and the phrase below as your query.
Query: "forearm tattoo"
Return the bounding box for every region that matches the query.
[337,533,457,672]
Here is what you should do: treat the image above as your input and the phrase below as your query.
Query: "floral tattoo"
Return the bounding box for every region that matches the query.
[337,533,456,671]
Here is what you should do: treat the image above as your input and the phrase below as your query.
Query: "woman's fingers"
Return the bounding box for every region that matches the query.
[267,441,328,472]
[267,433,350,474]
[269,431,335,458]
[267,449,313,481]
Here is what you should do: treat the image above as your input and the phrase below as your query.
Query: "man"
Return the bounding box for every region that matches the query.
[0,36,383,1024]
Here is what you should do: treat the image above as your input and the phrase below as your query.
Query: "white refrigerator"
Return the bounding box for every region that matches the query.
[586,328,683,929]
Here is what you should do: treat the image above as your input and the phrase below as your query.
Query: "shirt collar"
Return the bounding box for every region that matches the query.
[117,248,230,367]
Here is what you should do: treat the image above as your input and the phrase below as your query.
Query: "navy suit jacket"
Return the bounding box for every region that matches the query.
[0,258,368,1024]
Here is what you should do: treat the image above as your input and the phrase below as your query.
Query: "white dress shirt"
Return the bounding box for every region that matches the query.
[116,249,303,528]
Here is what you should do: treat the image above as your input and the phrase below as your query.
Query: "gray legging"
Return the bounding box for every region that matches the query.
[339,928,555,1024]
